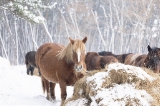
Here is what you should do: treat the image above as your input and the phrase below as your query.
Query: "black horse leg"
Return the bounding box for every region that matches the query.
[30,65,35,76]
[26,64,30,75]
[27,69,30,75]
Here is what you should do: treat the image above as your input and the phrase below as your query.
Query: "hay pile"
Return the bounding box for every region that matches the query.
[62,63,160,106]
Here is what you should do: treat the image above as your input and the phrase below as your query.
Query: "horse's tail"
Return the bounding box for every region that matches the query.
[35,44,52,71]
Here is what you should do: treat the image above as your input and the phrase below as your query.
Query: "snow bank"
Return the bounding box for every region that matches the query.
[63,63,156,106]
[0,57,10,70]
[0,57,73,106]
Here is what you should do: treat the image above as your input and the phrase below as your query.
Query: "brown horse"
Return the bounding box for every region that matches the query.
[36,37,87,102]
[124,54,147,67]
[85,52,118,71]
[144,45,160,73]
[98,51,132,63]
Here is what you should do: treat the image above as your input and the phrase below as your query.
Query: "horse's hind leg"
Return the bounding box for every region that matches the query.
[50,82,56,100]
[41,77,51,100]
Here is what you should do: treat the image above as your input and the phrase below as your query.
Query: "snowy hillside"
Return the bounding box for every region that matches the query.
[0,57,73,106]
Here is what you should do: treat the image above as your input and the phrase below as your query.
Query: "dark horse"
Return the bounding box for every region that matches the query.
[144,45,160,73]
[36,37,87,102]
[85,52,118,71]
[98,51,131,63]
[124,45,160,73]
[25,51,38,75]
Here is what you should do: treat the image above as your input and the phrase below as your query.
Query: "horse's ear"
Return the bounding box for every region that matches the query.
[82,37,87,43]
[147,45,152,52]
[69,37,74,44]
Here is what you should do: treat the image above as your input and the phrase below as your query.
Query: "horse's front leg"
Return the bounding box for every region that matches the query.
[30,66,34,75]
[26,64,30,75]
[59,80,67,101]
[50,82,56,100]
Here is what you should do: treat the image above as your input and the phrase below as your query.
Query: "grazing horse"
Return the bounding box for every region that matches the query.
[144,45,160,73]
[85,52,118,71]
[25,51,37,75]
[98,51,131,63]
[124,54,147,67]
[35,37,87,102]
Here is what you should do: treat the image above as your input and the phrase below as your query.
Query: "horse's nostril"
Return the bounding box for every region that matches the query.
[79,65,82,69]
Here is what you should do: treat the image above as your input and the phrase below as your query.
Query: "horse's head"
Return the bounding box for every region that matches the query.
[144,45,160,73]
[69,37,87,72]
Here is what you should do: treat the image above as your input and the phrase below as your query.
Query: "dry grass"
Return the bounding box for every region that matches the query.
[62,70,102,106]
[62,65,160,106]
[138,67,160,106]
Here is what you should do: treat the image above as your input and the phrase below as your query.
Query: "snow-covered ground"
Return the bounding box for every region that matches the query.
[0,57,73,106]
[0,57,158,106]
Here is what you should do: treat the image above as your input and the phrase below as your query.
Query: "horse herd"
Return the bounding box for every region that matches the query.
[25,37,160,104]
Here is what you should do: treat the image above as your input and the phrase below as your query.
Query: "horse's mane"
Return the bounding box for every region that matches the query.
[151,47,159,52]
[58,40,85,63]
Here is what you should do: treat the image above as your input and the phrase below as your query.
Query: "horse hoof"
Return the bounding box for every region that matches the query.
[51,95,56,101]
[46,96,56,101]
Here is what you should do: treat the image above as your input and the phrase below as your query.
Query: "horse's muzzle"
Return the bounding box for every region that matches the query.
[74,65,83,72]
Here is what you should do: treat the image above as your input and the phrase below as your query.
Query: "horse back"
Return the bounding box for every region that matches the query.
[98,51,114,56]
[134,54,147,67]
[100,56,118,68]
[115,53,132,63]
[36,43,64,66]
[124,54,139,65]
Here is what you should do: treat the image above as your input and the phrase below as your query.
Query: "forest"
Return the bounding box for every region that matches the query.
[0,0,160,65]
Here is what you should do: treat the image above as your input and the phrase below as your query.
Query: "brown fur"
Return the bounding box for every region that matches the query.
[134,54,147,67]
[35,37,87,103]
[124,45,160,74]
[98,51,131,63]
[124,54,147,67]
[85,52,118,71]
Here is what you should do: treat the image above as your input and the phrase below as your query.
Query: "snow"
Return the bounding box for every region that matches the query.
[0,57,73,106]
[95,84,152,106]
[0,57,156,106]
[108,63,155,81]
[84,63,154,106]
